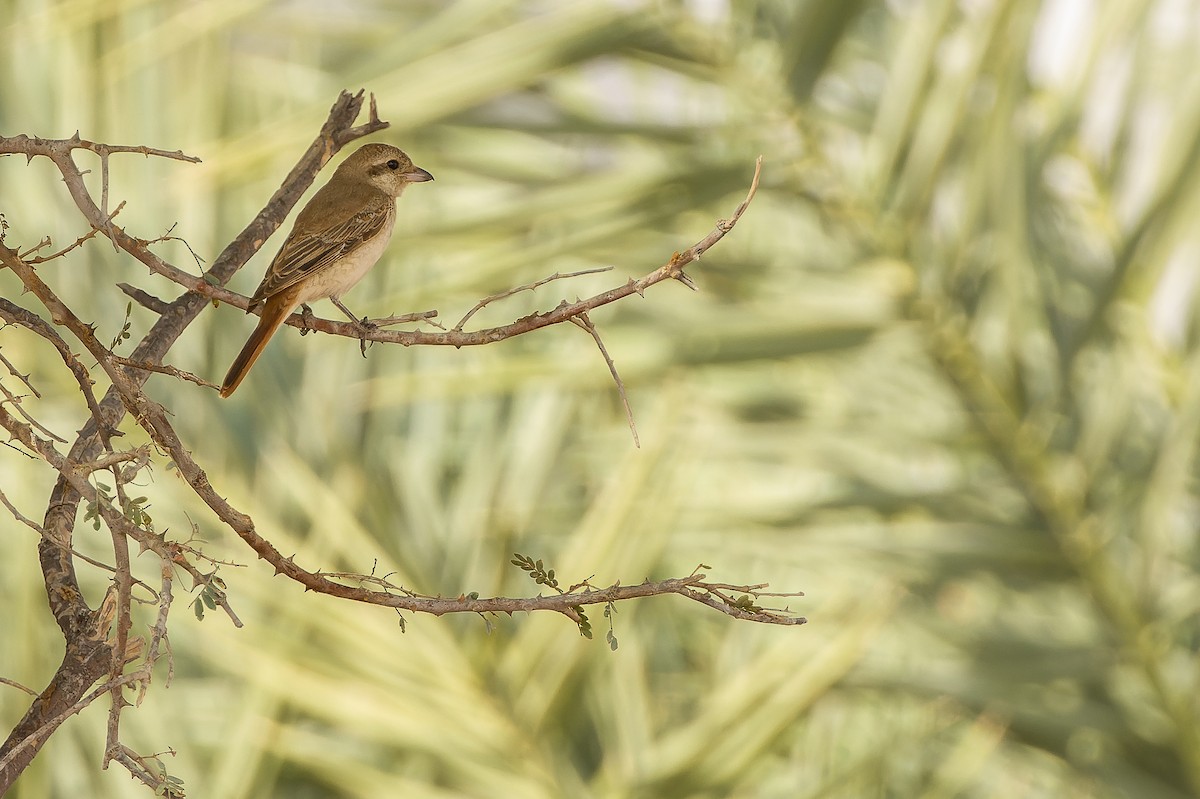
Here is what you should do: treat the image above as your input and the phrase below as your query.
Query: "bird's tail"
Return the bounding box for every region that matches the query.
[220,300,292,398]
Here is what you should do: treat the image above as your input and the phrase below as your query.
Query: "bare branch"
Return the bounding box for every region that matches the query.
[116,283,171,314]
[453,266,615,332]
[110,357,219,390]
[0,488,44,535]
[0,297,115,449]
[364,309,441,328]
[0,678,37,698]
[0,382,67,444]
[0,348,40,398]
[21,212,115,263]
[318,566,804,625]
[570,312,639,447]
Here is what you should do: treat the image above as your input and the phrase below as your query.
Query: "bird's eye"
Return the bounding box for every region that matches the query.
[386,159,400,170]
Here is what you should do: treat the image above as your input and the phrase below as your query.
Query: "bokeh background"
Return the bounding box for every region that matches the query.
[3,0,1200,796]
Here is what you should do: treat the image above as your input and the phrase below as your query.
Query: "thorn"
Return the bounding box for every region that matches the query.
[674,273,698,291]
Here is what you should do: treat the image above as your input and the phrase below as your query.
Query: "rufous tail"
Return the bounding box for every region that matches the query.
[219,300,293,398]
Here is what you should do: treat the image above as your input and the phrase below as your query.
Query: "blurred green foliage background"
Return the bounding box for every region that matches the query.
[3,0,1200,796]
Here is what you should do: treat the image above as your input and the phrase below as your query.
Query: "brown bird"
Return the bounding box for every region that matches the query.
[220,143,433,397]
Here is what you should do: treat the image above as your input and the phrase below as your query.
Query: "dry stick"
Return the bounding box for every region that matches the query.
[360,309,440,329]
[54,135,202,164]
[0,488,44,535]
[110,356,219,390]
[0,678,36,698]
[99,151,116,249]
[80,446,150,476]
[102,550,175,779]
[143,225,206,272]
[453,266,615,332]
[0,348,40,398]
[570,312,639,447]
[115,284,170,314]
[0,297,115,450]
[0,382,67,443]
[24,215,115,264]
[101,479,137,770]
[15,237,51,259]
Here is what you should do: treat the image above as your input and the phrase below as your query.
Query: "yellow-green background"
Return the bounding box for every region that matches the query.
[3,0,1200,797]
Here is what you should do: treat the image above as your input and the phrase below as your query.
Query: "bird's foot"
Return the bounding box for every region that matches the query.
[355,316,377,357]
[299,304,316,336]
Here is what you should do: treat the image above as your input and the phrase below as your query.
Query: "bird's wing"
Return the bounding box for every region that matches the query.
[249,190,393,305]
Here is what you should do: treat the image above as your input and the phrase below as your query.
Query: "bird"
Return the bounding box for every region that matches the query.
[219,142,433,397]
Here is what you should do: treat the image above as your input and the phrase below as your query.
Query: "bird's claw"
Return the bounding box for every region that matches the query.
[299,304,316,335]
[356,316,377,357]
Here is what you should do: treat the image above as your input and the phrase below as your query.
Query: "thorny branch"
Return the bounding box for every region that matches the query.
[0,88,384,795]
[0,88,792,798]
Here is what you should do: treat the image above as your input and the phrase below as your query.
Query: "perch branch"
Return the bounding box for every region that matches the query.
[108,158,765,360]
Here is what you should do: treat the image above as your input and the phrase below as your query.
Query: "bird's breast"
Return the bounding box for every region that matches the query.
[291,212,397,304]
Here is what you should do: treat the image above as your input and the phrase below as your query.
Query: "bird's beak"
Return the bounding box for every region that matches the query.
[404,166,434,183]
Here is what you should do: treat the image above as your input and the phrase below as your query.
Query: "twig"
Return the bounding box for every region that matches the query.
[0,348,40,397]
[141,222,206,272]
[570,312,639,447]
[453,266,614,332]
[78,447,150,476]
[18,204,121,264]
[0,297,116,450]
[0,678,37,697]
[359,309,440,328]
[99,149,115,249]
[73,136,201,164]
[116,283,170,314]
[0,486,148,581]
[110,356,220,390]
[24,218,112,264]
[0,382,67,443]
[0,488,44,535]
[333,91,389,147]
[0,670,148,776]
